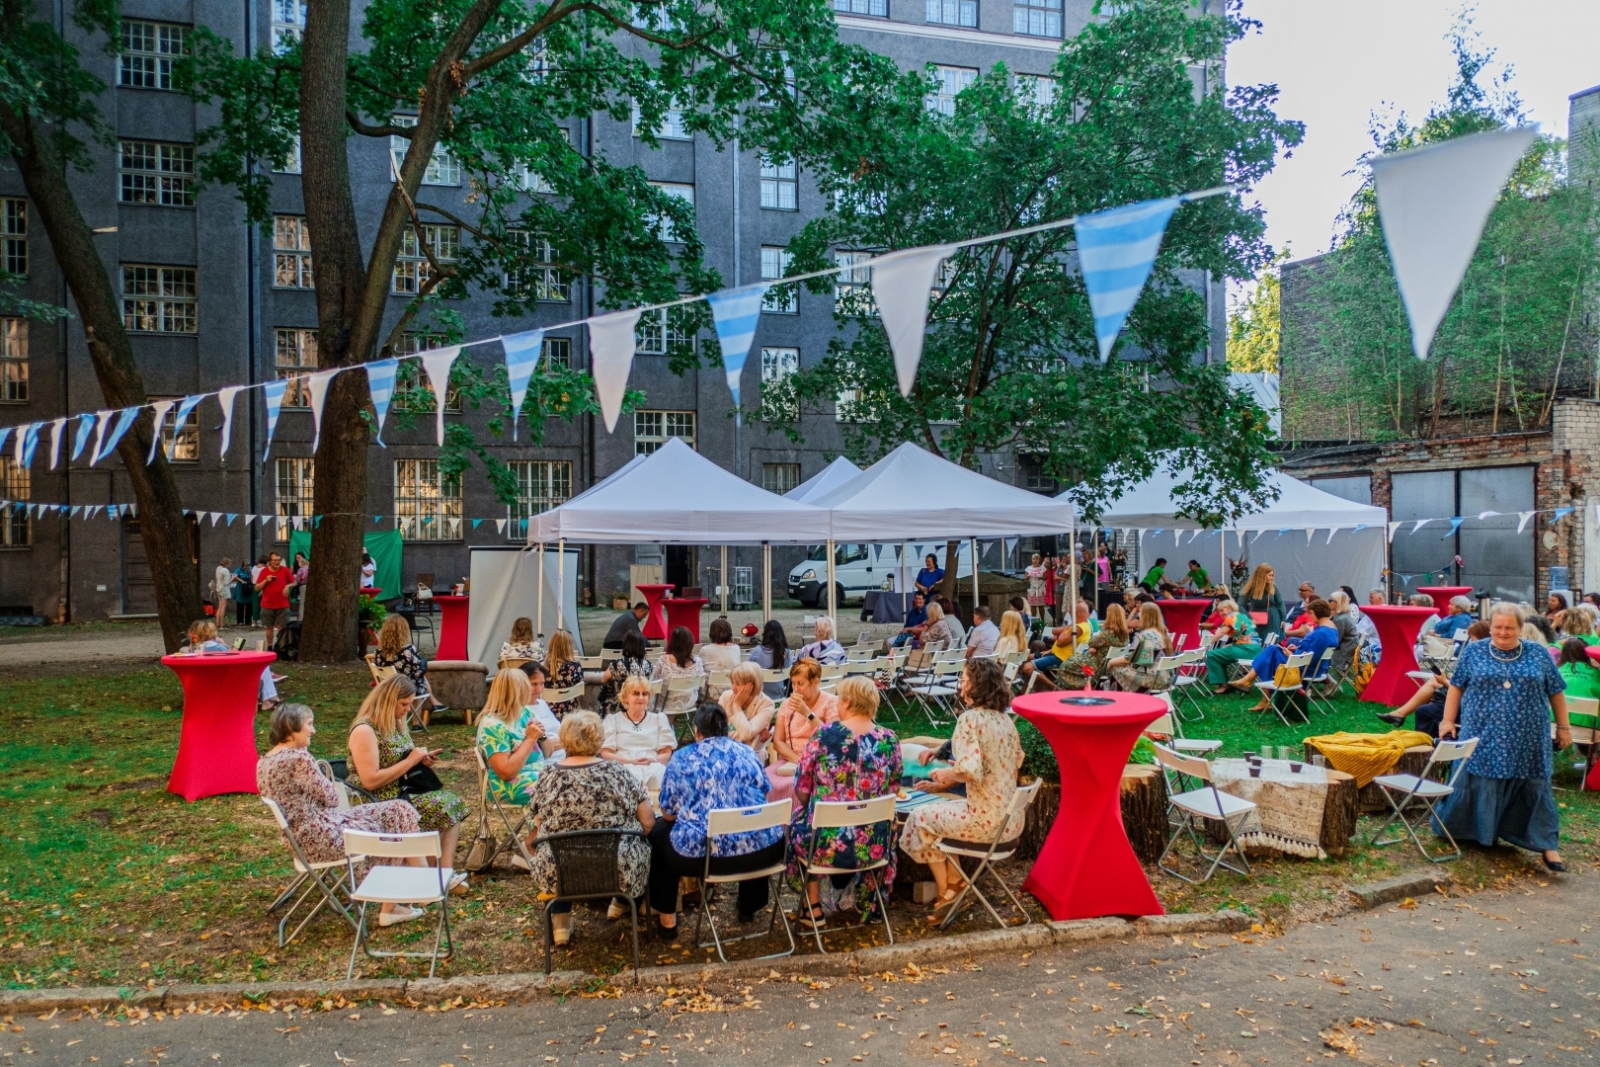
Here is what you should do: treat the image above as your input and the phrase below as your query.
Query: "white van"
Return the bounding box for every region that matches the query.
[787,542,974,607]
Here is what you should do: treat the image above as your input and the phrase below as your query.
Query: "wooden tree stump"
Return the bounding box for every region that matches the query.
[1319,769,1359,855]
[1012,767,1168,867]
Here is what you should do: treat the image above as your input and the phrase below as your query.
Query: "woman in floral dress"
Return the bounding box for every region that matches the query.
[787,677,902,927]
[1025,554,1047,612]
[475,668,546,808]
[348,675,471,891]
[598,628,653,715]
[899,658,1024,923]
[1056,603,1130,689]
[543,629,586,718]
[258,703,425,925]
[1109,602,1172,693]
[651,625,706,717]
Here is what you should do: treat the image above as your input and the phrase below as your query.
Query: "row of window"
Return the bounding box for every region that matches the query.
[834,0,1064,37]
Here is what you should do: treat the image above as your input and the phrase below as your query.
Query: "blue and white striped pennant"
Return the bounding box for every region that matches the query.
[502,329,544,441]
[262,378,288,460]
[93,408,140,465]
[365,358,398,446]
[1074,197,1181,362]
[704,284,767,408]
[170,394,205,458]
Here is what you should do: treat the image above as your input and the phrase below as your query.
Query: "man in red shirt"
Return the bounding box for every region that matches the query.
[255,551,295,650]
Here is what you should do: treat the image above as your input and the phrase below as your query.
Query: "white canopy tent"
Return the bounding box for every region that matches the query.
[785,456,862,504]
[811,442,1078,621]
[1074,464,1389,601]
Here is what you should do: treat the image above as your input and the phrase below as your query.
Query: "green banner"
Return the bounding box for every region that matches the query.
[287,528,404,599]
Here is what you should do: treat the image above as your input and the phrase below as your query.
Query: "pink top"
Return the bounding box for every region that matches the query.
[778,690,840,752]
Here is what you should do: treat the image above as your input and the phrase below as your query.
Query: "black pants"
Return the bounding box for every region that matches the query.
[1414,701,1445,740]
[234,599,252,625]
[647,819,785,918]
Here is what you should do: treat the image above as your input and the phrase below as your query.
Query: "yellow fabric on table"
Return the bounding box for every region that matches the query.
[1302,730,1434,787]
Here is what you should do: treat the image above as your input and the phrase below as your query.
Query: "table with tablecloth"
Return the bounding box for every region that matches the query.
[161,651,276,802]
[1208,757,1334,858]
[863,591,913,625]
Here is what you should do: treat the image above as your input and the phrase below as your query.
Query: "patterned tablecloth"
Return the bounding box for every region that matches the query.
[1210,758,1331,859]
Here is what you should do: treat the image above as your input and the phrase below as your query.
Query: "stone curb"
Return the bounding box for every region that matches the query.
[1346,870,1449,909]
[0,910,1250,1014]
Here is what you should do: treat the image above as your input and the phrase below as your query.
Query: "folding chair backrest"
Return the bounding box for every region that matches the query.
[819,663,847,680]
[706,798,793,838]
[578,655,607,670]
[545,683,585,706]
[1174,633,1187,651]
[1200,632,1217,651]
[262,795,291,831]
[1285,651,1312,671]
[848,647,877,661]
[707,670,733,689]
[1154,655,1185,673]
[845,660,879,676]
[342,828,442,861]
[315,758,356,810]
[811,794,896,830]
[1003,661,1019,684]
[1008,779,1043,820]
[934,647,965,663]
[1151,742,1211,781]
[761,668,789,684]
[934,660,965,678]
[1148,711,1175,736]
[666,675,703,692]
[1424,738,1479,785]
[538,829,637,898]
[905,649,935,672]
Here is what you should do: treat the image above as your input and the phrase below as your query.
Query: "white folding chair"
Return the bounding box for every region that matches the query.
[694,799,796,962]
[544,682,586,714]
[1302,647,1342,716]
[847,647,878,662]
[578,655,607,671]
[843,659,880,678]
[906,661,964,723]
[261,797,359,947]
[1252,650,1313,726]
[1147,710,1221,756]
[801,795,897,953]
[341,829,453,978]
[468,747,535,873]
[660,675,705,738]
[1169,649,1209,720]
[934,780,1041,929]
[1152,744,1256,884]
[1369,738,1479,862]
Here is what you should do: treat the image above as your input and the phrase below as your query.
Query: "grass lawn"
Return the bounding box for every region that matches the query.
[1,657,1594,991]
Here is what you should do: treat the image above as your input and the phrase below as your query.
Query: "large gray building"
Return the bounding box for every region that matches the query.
[0,0,1223,620]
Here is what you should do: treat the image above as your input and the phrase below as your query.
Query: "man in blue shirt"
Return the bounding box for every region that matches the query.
[892,592,929,647]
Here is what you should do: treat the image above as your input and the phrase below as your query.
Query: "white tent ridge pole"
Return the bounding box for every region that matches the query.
[1220,529,1227,598]
[536,541,546,637]
[1068,526,1078,623]
[721,544,729,616]
[763,542,771,624]
[971,537,980,622]
[826,538,837,626]
[557,537,566,631]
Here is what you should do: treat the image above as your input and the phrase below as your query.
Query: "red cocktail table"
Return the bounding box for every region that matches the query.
[662,597,708,643]
[1156,598,1210,654]
[636,583,674,641]
[431,594,470,660]
[1012,691,1167,920]
[1358,604,1439,705]
[1416,586,1474,617]
[161,651,276,802]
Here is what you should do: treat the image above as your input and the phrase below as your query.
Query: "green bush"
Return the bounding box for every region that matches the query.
[1016,716,1156,783]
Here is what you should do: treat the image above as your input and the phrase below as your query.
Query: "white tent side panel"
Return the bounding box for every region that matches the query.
[468,546,582,669]
[1180,528,1386,604]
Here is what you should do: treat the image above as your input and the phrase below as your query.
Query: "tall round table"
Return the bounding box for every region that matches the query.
[1358,604,1440,705]
[1156,598,1210,653]
[431,594,470,660]
[161,651,276,802]
[662,597,708,643]
[1012,690,1167,920]
[636,583,674,641]
[1416,585,1474,617]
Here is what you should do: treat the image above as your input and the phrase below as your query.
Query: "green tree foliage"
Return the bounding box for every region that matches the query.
[1282,18,1600,442]
[1227,250,1286,373]
[749,0,1303,524]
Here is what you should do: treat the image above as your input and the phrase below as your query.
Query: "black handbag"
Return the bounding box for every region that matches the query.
[397,763,444,800]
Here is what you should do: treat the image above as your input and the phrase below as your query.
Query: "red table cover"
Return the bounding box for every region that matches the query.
[1416,586,1474,617]
[1156,598,1210,654]
[636,583,674,641]
[1012,690,1167,920]
[161,651,275,802]
[1358,604,1439,705]
[432,595,470,660]
[662,597,709,643]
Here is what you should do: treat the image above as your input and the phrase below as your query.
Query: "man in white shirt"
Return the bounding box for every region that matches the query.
[965,605,1000,659]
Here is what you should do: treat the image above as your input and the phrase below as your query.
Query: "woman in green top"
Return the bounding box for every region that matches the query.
[1556,638,1600,701]
[1183,559,1210,592]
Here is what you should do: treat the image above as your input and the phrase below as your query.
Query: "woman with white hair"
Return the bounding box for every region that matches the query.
[1434,601,1573,873]
[797,615,847,665]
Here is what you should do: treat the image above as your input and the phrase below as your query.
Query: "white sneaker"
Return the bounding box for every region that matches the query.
[606,899,628,921]
[378,905,423,928]
[552,912,573,945]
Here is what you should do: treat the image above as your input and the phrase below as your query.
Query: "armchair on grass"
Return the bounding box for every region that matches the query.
[427,661,489,725]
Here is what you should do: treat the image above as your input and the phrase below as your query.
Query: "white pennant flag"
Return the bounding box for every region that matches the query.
[1370,127,1537,359]
[1387,521,1401,543]
[1477,510,1500,521]
[1517,510,1536,534]
[146,400,176,465]
[419,347,462,447]
[89,410,112,466]
[305,368,340,451]
[1174,529,1182,546]
[869,244,960,396]
[1326,527,1339,545]
[495,518,507,534]
[47,417,67,470]
[1412,518,1430,533]
[217,386,244,458]
[588,309,644,433]
[209,512,223,527]
[1305,527,1315,545]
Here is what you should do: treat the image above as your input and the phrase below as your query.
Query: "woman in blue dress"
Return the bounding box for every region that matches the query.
[1435,602,1575,873]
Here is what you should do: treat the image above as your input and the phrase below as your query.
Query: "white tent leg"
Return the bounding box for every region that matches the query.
[557,538,565,631]
[971,538,980,621]
[1068,526,1078,622]
[763,542,771,624]
[720,544,728,616]
[826,539,837,624]
[1220,530,1228,596]
[536,542,546,638]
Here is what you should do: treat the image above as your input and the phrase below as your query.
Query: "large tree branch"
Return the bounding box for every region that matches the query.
[348,112,414,137]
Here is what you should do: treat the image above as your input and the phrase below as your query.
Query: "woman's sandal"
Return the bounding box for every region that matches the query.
[796,903,827,930]
[927,890,964,925]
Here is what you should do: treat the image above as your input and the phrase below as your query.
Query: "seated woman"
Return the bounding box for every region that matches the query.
[370,615,444,720]
[748,620,796,699]
[185,618,279,709]
[1556,636,1600,699]
[648,703,786,939]
[1017,613,1080,683]
[1109,602,1172,693]
[525,711,654,946]
[719,661,776,757]
[601,675,675,790]
[787,677,902,929]
[995,610,1029,659]
[598,628,652,715]
[796,616,848,665]
[257,703,425,928]
[542,629,586,718]
[499,616,543,664]
[1224,598,1340,709]
[651,626,706,718]
[475,668,545,816]
[918,602,953,650]
[1204,606,1263,693]
[1202,598,1240,633]
[700,618,742,698]
[899,658,1024,923]
[1051,603,1130,690]
[347,675,470,893]
[768,658,840,798]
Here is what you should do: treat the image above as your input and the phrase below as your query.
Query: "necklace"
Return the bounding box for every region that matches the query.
[1488,641,1523,689]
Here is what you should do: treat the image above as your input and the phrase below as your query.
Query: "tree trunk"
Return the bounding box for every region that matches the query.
[936,539,960,609]
[0,102,203,652]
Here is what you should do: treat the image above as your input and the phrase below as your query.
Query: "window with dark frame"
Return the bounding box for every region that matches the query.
[0,318,26,403]
[122,265,197,333]
[0,456,29,546]
[2,199,26,276]
[274,457,314,542]
[395,459,463,541]
[507,460,572,540]
[119,20,189,90]
[273,216,314,289]
[119,140,196,206]
[275,328,317,407]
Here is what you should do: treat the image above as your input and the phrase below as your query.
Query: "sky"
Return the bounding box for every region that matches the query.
[1228,0,1600,269]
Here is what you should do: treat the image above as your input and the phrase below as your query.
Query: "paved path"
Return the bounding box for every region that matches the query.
[10,873,1596,1065]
